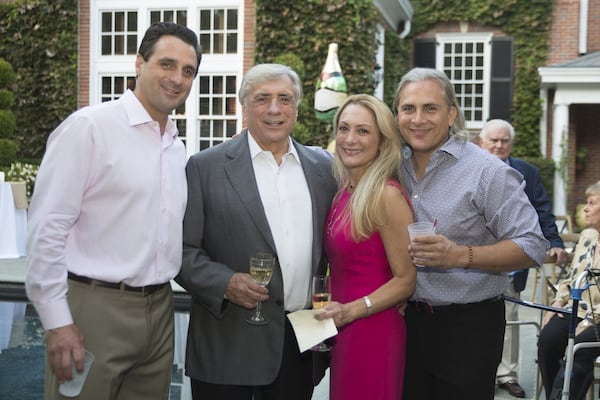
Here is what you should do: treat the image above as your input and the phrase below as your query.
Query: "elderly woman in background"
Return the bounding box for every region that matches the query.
[538,180,600,400]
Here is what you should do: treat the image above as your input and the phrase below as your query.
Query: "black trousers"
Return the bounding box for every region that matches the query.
[190,317,314,400]
[538,314,600,400]
[403,297,505,400]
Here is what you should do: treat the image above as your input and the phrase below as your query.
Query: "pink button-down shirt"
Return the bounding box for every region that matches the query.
[26,90,187,330]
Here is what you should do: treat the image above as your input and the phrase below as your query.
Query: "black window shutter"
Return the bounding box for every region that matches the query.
[489,37,513,121]
[413,38,436,68]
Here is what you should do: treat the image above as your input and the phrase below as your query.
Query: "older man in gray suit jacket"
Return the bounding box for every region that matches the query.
[176,63,337,400]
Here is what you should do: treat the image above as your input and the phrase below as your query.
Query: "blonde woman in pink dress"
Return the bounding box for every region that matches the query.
[315,94,416,399]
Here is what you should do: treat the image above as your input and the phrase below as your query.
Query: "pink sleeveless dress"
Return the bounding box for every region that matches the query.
[324,181,408,400]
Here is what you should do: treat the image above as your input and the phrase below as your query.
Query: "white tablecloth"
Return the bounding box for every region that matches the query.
[0,182,27,259]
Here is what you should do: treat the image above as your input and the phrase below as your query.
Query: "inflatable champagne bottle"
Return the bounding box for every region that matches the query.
[314,43,348,123]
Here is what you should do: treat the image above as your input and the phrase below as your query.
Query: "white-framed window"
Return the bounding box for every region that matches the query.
[90,0,245,157]
[199,8,239,54]
[100,75,136,102]
[198,74,238,149]
[436,33,492,129]
[100,10,139,56]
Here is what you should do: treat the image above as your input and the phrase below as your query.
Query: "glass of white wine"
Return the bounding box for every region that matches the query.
[311,275,331,351]
[247,252,275,326]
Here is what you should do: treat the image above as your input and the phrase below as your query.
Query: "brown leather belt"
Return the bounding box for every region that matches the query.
[68,272,168,296]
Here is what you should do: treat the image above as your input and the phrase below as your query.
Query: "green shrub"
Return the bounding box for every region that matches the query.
[0,89,14,109]
[0,138,17,166]
[0,109,16,138]
[0,58,16,88]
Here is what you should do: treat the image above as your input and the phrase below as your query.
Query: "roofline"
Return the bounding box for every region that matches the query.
[373,0,413,33]
[538,67,600,85]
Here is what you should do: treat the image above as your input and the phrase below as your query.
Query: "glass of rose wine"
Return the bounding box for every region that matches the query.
[247,252,275,326]
[311,275,331,351]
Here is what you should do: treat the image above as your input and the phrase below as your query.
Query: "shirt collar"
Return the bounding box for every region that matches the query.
[120,90,178,140]
[247,132,299,162]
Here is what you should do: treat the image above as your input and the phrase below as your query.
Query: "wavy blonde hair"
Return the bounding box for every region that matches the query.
[332,94,404,241]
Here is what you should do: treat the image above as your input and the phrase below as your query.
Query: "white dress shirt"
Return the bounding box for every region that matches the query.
[26,90,188,330]
[248,134,313,312]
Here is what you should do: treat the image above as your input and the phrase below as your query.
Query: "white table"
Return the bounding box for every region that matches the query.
[0,182,27,259]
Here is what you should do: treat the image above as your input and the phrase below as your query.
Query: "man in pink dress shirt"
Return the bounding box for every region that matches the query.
[25,22,201,399]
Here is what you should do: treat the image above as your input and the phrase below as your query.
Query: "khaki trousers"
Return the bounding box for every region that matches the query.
[45,279,174,400]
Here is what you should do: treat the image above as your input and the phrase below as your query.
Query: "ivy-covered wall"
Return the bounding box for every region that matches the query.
[0,0,78,160]
[401,0,554,158]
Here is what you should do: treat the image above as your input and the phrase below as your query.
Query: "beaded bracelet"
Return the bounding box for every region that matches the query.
[465,245,473,269]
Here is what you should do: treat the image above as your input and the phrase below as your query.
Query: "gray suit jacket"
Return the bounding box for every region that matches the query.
[176,131,337,385]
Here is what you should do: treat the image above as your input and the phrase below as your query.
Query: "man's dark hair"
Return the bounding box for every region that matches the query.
[138,22,202,76]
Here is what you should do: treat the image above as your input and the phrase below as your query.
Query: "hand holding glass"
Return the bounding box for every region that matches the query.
[311,275,331,351]
[408,221,436,267]
[247,252,275,326]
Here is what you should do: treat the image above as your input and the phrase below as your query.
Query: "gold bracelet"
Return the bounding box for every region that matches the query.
[465,246,473,269]
[363,296,372,317]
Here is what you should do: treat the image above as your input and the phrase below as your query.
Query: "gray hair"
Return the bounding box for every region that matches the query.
[480,119,515,141]
[586,181,600,197]
[238,63,303,107]
[393,67,470,141]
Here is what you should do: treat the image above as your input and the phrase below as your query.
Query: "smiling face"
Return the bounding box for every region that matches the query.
[584,195,600,230]
[243,76,298,152]
[134,34,198,127]
[335,103,381,181]
[396,79,457,160]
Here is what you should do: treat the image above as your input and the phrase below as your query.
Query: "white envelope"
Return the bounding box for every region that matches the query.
[287,309,337,353]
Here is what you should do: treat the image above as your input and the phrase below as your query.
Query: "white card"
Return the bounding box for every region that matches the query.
[287,309,337,353]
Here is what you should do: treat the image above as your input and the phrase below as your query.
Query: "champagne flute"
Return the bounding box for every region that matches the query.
[311,275,331,351]
[247,252,275,326]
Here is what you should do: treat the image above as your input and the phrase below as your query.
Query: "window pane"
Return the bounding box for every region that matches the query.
[115,12,124,32]
[226,33,237,53]
[226,76,236,94]
[214,9,224,30]
[200,34,211,54]
[213,76,223,94]
[114,35,124,54]
[227,10,238,29]
[226,98,236,115]
[227,120,237,137]
[213,98,223,115]
[102,13,112,32]
[214,120,224,137]
[164,11,174,22]
[177,11,187,25]
[150,11,160,25]
[102,77,111,93]
[200,120,211,137]
[200,10,211,30]
[101,36,112,55]
[127,35,137,55]
[114,77,124,94]
[199,77,210,94]
[199,98,210,115]
[176,103,186,115]
[128,12,137,31]
[214,33,224,53]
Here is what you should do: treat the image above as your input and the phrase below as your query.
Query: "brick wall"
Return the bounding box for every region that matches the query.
[78,0,90,108]
[547,0,580,64]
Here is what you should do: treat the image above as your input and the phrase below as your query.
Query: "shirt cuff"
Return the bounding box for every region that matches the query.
[34,299,74,331]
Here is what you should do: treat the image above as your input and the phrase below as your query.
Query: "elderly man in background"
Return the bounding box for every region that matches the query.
[479,118,568,398]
